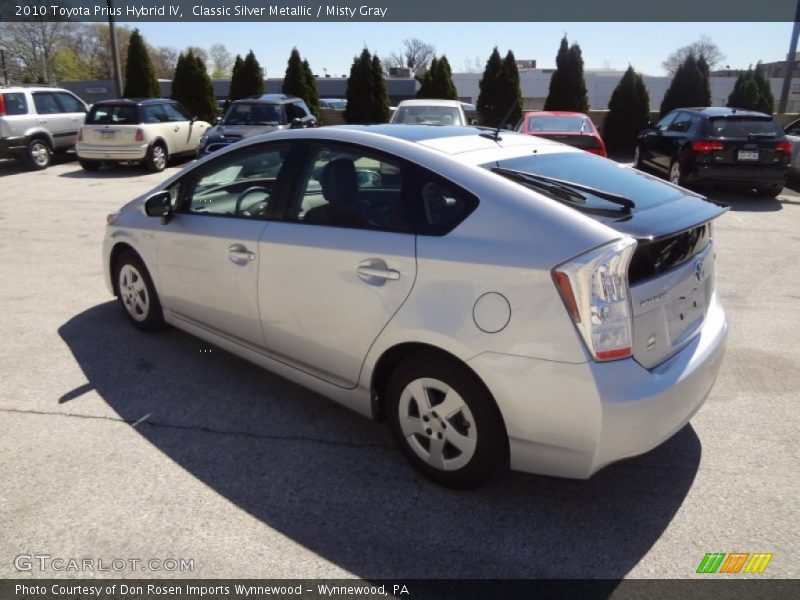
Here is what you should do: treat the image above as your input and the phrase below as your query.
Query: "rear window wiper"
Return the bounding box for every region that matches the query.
[491,167,635,212]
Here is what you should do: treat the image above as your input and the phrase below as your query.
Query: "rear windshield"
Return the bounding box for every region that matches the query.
[484,152,681,212]
[537,134,601,149]
[86,105,139,125]
[223,102,284,125]
[708,117,782,138]
[1,93,28,115]
[526,115,590,133]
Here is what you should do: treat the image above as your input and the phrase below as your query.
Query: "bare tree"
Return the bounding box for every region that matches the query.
[185,46,208,66]
[0,20,68,83]
[151,46,179,79]
[461,55,484,74]
[662,35,725,74]
[208,43,233,78]
[387,37,435,76]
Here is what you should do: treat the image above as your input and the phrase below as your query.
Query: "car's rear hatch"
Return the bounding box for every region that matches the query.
[489,152,727,368]
[82,104,141,147]
[697,115,789,167]
[535,133,604,154]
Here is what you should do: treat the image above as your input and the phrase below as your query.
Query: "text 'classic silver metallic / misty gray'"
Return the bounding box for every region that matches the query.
[102,124,728,488]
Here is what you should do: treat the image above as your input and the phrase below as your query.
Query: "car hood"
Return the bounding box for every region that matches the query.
[206,123,286,139]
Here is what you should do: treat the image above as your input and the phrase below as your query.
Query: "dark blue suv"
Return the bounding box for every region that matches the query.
[634,107,790,198]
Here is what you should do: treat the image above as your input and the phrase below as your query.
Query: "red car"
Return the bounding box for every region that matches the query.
[517,111,608,158]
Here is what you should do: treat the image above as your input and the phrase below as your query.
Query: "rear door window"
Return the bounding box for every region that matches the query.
[1,93,28,115]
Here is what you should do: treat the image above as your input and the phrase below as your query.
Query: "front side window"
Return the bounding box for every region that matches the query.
[142,104,170,123]
[55,92,85,113]
[668,112,694,133]
[286,101,310,120]
[32,93,60,115]
[184,143,290,219]
[288,144,409,231]
[163,103,190,121]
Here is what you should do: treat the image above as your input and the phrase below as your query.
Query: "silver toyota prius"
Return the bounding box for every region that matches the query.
[103,125,728,488]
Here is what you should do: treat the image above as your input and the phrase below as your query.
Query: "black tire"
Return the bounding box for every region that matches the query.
[145,142,168,172]
[79,160,101,171]
[24,138,51,170]
[757,185,783,198]
[386,351,506,488]
[113,250,167,331]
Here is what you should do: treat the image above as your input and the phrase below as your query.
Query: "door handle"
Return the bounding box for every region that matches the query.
[228,244,255,263]
[357,265,400,280]
[174,126,180,132]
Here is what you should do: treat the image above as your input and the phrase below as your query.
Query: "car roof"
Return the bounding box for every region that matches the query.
[256,94,301,104]
[92,98,176,106]
[0,86,67,93]
[232,98,286,106]
[396,99,462,108]
[674,107,772,118]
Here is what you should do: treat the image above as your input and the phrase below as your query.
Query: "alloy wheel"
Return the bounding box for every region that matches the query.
[669,162,681,185]
[30,141,49,167]
[118,264,150,322]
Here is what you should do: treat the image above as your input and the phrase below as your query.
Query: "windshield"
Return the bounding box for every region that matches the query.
[483,152,683,213]
[393,105,462,125]
[526,115,589,133]
[223,103,283,126]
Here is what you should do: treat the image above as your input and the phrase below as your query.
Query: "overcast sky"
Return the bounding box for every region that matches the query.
[125,21,791,78]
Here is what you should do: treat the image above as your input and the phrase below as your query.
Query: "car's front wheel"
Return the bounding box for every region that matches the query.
[114,250,166,331]
[386,352,506,488]
[145,142,168,172]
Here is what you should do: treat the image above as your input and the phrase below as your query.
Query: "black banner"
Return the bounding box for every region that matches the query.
[0,0,797,22]
[2,579,800,600]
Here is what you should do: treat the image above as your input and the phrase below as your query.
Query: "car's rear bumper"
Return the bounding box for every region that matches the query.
[687,162,788,186]
[467,292,727,479]
[76,143,148,161]
[0,136,26,156]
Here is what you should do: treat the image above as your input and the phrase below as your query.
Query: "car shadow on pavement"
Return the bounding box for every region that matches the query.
[58,302,702,580]
[705,189,786,212]
[58,156,195,179]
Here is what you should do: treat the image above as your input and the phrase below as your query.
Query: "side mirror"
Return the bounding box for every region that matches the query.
[144,191,173,224]
[190,116,198,124]
[290,117,303,129]
[214,116,222,125]
[469,118,479,126]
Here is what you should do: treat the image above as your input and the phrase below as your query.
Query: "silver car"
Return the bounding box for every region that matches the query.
[103,125,728,488]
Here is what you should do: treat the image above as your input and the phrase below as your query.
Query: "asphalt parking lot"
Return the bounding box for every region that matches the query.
[0,154,798,581]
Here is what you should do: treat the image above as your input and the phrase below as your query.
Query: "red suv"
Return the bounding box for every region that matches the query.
[516,111,607,157]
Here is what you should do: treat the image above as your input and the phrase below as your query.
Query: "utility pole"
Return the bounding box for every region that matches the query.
[107,0,124,97]
[778,0,800,113]
[1,49,8,85]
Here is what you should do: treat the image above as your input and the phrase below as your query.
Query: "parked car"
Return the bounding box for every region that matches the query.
[782,117,800,177]
[390,99,467,126]
[0,85,88,170]
[76,98,210,172]
[199,96,316,155]
[104,125,727,488]
[320,98,347,110]
[516,111,607,157]
[634,107,790,197]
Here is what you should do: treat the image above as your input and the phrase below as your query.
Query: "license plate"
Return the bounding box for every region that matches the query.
[737,150,759,161]
[100,132,115,140]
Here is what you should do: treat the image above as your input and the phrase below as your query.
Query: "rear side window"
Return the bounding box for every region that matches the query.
[86,105,139,125]
[708,118,782,138]
[1,93,28,115]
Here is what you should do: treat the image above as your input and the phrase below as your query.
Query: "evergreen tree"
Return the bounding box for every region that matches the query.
[477,47,504,126]
[499,50,522,126]
[660,53,707,115]
[436,56,458,100]
[282,48,307,99]
[727,69,761,111]
[171,51,216,123]
[754,62,775,114]
[344,48,389,124]
[229,54,243,100]
[229,50,264,101]
[544,36,570,110]
[302,59,320,118]
[697,54,712,106]
[123,29,160,98]
[416,57,438,98]
[544,36,589,112]
[603,66,651,154]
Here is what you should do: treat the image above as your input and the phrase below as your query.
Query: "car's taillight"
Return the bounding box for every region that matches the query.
[776,141,793,153]
[77,127,83,142]
[691,140,724,153]
[0,95,6,116]
[587,147,607,158]
[106,213,119,225]
[135,128,144,142]
[553,238,637,361]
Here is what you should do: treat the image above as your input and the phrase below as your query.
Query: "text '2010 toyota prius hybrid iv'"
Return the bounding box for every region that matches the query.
[103,125,728,488]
